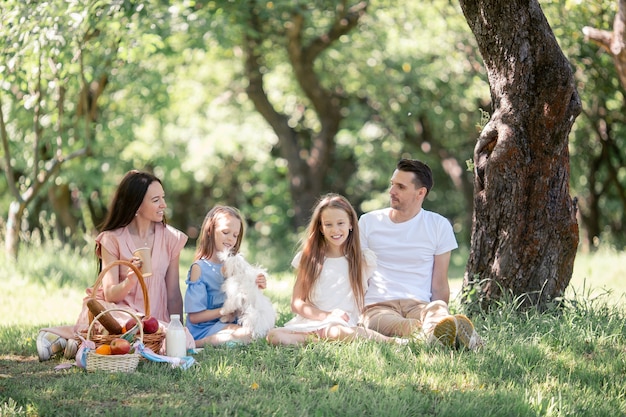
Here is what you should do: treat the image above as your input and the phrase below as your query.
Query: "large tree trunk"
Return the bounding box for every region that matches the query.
[459,0,581,309]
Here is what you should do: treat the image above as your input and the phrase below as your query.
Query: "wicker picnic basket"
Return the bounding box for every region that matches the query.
[77,259,166,352]
[86,308,143,372]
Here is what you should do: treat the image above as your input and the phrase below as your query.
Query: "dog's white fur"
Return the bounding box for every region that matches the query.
[219,251,276,339]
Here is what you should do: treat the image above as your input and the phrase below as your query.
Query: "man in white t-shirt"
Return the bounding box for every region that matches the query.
[359,159,482,350]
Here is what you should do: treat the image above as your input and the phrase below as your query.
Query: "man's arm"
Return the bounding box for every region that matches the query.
[357,216,368,250]
[431,251,451,304]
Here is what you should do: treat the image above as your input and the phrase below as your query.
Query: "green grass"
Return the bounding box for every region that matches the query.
[1,243,625,416]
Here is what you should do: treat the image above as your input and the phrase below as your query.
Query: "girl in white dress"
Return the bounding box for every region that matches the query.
[266,194,407,346]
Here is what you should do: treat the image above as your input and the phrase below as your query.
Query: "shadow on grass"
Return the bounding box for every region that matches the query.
[2,293,625,416]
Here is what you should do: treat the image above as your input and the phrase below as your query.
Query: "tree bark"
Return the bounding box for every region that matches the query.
[459,0,581,309]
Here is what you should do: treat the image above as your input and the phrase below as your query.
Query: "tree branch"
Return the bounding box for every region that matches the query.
[33,50,43,183]
[582,26,613,52]
[243,3,299,162]
[22,147,88,204]
[583,0,626,90]
[305,1,367,62]
[285,1,366,145]
[0,94,21,202]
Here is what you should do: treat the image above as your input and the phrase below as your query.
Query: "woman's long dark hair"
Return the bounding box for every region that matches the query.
[96,170,165,272]
[99,170,166,232]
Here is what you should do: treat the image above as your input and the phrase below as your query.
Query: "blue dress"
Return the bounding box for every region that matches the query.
[184,259,235,340]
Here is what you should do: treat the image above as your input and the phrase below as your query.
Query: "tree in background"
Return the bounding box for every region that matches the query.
[0,1,175,260]
[576,0,626,249]
[0,1,119,258]
[348,1,489,244]
[133,0,490,269]
[2,0,625,275]
[242,0,367,228]
[583,0,626,90]
[188,0,488,239]
[460,0,581,309]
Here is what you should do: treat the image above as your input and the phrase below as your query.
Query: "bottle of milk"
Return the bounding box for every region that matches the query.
[166,314,187,358]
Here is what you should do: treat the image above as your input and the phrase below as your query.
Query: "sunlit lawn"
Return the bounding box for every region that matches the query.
[0,244,625,416]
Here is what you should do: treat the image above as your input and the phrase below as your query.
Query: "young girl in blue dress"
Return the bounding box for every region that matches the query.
[184,206,267,346]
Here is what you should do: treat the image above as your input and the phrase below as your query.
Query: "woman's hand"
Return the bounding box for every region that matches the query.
[101,246,137,302]
[128,256,143,278]
[255,273,267,290]
[120,257,141,291]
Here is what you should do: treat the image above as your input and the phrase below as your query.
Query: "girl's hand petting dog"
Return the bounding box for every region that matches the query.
[255,273,267,290]
[219,310,237,323]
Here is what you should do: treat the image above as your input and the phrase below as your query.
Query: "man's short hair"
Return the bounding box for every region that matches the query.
[396,159,433,194]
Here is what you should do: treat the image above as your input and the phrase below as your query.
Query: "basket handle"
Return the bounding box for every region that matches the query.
[87,307,145,344]
[90,259,151,318]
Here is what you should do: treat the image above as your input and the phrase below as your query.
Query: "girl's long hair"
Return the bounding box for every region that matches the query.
[194,206,244,262]
[297,193,366,312]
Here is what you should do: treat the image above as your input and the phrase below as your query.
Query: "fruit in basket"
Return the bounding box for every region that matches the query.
[125,317,137,330]
[95,344,112,355]
[110,338,131,355]
[142,316,159,334]
[123,315,158,334]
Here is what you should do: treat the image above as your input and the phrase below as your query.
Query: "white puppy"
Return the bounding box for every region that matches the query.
[219,251,276,339]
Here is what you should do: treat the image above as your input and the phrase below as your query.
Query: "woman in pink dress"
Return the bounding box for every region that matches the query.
[37,170,189,361]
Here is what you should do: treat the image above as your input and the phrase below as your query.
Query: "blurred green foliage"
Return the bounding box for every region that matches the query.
[1,0,624,271]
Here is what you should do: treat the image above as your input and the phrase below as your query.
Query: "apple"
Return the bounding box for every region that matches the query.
[142,316,159,334]
[125,317,138,331]
[125,317,137,329]
[110,338,131,355]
